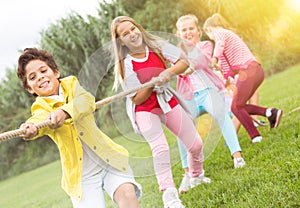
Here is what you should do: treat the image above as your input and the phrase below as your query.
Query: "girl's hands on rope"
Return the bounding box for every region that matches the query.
[153,58,189,85]
[180,67,194,76]
[208,57,221,71]
[152,69,174,86]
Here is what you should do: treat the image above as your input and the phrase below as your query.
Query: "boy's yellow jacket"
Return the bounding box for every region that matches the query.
[26,76,129,201]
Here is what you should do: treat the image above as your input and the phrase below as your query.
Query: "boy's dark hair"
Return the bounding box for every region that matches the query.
[17,48,59,90]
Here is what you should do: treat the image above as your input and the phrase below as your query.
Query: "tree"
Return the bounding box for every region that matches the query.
[0,69,59,180]
[0,0,128,180]
[39,0,129,136]
[39,0,127,100]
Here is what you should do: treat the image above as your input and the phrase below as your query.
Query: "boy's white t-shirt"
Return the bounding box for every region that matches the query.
[81,141,107,180]
[41,84,65,101]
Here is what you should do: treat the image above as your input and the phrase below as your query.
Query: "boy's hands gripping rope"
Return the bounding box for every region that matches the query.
[46,109,70,129]
[19,109,70,140]
[152,58,190,85]
[19,123,38,140]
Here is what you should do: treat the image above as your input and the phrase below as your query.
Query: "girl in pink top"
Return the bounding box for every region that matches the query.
[175,14,245,194]
[110,16,210,208]
[204,13,283,143]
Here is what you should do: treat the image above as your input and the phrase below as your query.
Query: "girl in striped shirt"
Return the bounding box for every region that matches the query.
[203,13,283,143]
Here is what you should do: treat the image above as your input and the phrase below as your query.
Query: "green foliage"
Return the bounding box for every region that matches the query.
[40,13,100,77]
[133,0,185,33]
[119,0,147,16]
[39,0,128,138]
[210,0,299,75]
[39,0,126,99]
[0,70,36,180]
[121,0,300,76]
[0,0,128,181]
[0,70,60,179]
[0,70,32,132]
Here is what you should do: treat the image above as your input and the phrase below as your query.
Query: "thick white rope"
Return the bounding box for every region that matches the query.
[1,77,299,142]
[0,78,159,142]
[95,78,158,108]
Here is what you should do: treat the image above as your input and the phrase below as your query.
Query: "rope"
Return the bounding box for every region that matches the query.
[1,75,299,142]
[0,120,51,142]
[96,78,158,108]
[284,106,300,117]
[0,78,159,142]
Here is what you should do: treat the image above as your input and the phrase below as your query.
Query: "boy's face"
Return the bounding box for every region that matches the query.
[25,59,60,97]
[177,19,200,45]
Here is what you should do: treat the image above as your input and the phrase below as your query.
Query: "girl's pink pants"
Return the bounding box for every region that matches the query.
[136,105,204,191]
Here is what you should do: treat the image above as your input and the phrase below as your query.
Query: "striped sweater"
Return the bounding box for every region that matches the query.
[213,28,257,78]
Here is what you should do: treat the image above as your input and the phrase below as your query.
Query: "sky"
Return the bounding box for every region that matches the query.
[0,0,100,81]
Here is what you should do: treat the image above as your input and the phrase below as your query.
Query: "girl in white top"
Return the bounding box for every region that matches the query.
[110,16,210,208]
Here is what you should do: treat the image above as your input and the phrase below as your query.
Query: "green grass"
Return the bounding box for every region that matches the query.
[0,161,70,208]
[0,65,300,207]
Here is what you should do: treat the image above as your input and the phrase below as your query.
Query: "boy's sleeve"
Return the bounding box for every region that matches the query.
[60,77,96,122]
[26,104,54,140]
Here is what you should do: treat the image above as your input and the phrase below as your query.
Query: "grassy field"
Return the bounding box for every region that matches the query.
[0,65,299,207]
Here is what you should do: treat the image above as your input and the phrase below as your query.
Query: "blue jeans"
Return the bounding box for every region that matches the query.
[177,88,241,168]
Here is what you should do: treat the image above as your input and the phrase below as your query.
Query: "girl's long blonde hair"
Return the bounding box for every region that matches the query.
[110,16,165,91]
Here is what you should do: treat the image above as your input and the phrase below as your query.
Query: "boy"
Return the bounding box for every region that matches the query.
[17,48,141,208]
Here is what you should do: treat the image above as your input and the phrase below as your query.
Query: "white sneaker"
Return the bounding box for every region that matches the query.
[178,173,191,194]
[252,136,262,143]
[233,157,246,168]
[162,187,184,208]
[190,171,211,189]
